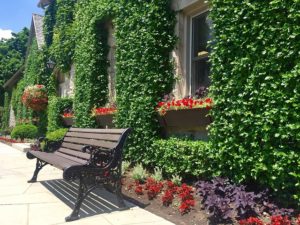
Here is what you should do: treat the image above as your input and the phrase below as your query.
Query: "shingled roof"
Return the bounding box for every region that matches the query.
[30,14,45,49]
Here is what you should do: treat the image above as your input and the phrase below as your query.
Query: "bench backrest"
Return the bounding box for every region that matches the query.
[54,128,131,166]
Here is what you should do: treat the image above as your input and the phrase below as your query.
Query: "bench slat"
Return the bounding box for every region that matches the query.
[61,142,83,151]
[55,152,87,164]
[65,132,120,142]
[63,137,116,149]
[58,148,90,160]
[69,128,126,134]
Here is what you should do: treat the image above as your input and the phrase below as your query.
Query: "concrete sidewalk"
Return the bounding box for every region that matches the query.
[0,143,174,225]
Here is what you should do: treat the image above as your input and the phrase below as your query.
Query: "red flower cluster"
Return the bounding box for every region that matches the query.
[162,190,174,206]
[62,112,74,118]
[92,107,117,116]
[239,217,264,225]
[145,178,163,200]
[269,215,291,225]
[177,184,195,214]
[156,97,213,115]
[134,181,144,195]
[239,215,300,225]
[22,85,48,111]
[0,137,19,143]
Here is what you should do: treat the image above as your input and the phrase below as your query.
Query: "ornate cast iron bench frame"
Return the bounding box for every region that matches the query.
[26,128,131,222]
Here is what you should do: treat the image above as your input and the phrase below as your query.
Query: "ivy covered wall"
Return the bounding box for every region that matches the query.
[209,0,300,204]
[72,0,176,161]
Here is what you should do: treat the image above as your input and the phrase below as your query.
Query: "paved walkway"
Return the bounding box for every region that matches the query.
[0,143,174,225]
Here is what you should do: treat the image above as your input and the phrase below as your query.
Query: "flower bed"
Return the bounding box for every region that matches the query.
[21,85,48,111]
[121,164,299,225]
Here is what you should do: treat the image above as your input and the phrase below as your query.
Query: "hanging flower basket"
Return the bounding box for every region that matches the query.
[22,85,48,111]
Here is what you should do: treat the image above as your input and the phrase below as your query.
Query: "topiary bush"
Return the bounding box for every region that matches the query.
[149,138,212,177]
[46,128,68,141]
[209,0,300,205]
[11,124,38,141]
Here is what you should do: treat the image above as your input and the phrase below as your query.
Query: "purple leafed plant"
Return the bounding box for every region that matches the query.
[196,178,295,222]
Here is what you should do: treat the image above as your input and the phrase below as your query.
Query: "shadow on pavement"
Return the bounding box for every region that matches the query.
[41,179,145,219]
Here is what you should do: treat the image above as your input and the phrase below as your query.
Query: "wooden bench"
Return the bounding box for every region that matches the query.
[26,127,131,222]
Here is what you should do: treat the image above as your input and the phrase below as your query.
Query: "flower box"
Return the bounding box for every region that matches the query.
[62,117,74,127]
[95,114,114,128]
[92,107,116,128]
[159,108,212,128]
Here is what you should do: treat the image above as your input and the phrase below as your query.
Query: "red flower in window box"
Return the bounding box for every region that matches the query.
[92,106,116,128]
[156,97,213,116]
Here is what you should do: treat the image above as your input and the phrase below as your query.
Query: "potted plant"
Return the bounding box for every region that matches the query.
[61,111,74,127]
[21,85,48,111]
[92,106,116,128]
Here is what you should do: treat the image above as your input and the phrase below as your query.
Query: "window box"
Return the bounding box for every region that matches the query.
[62,117,74,127]
[95,114,114,128]
[158,108,212,137]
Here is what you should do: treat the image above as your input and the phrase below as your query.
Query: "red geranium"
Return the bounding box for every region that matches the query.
[156,97,213,115]
[92,107,117,116]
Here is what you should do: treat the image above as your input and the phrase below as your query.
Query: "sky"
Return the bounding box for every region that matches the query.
[0,0,44,39]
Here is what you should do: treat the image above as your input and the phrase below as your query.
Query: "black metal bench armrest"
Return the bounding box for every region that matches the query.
[81,145,115,169]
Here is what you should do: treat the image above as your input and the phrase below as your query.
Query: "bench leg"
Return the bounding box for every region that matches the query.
[115,179,126,208]
[65,176,92,222]
[28,159,48,183]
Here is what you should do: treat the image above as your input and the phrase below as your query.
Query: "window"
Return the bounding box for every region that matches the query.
[190,11,211,95]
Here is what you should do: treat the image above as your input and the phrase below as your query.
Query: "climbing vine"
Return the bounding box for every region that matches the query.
[73,0,176,161]
[209,0,300,204]
[73,0,111,127]
[114,0,177,161]
[44,0,57,47]
[50,0,76,72]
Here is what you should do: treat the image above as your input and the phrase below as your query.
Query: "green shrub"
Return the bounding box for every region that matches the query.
[41,128,67,152]
[209,0,300,205]
[46,128,68,142]
[131,163,147,182]
[11,124,38,141]
[149,138,212,177]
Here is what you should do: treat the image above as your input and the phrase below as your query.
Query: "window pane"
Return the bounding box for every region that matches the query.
[191,11,211,95]
[192,12,210,58]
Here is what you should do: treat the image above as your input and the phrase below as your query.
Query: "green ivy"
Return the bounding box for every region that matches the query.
[209,0,300,205]
[47,96,73,132]
[114,0,177,161]
[1,92,11,129]
[50,0,76,72]
[11,39,53,134]
[73,0,112,127]
[44,0,57,47]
